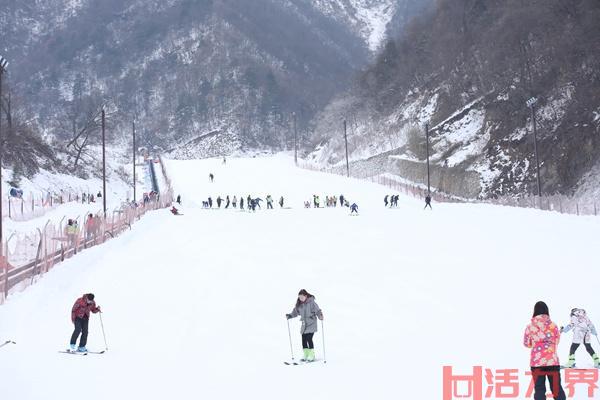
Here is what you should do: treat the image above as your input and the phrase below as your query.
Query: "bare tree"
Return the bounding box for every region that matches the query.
[1,86,55,179]
[61,95,105,171]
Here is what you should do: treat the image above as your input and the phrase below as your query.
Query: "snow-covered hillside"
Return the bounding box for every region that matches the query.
[1,0,371,158]
[311,0,397,51]
[310,0,433,52]
[309,1,600,200]
[0,155,598,399]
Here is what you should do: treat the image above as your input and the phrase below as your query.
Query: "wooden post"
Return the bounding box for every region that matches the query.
[425,123,431,195]
[133,121,136,203]
[102,109,107,217]
[343,120,350,177]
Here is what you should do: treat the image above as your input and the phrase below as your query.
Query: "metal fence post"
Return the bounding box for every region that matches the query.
[3,241,9,299]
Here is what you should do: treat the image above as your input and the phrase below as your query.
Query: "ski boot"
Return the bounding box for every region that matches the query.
[69,344,76,352]
[565,354,576,368]
[77,346,88,353]
[593,354,600,368]
[306,348,315,362]
[300,348,309,362]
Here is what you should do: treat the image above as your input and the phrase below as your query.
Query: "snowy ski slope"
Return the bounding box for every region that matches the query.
[0,154,598,399]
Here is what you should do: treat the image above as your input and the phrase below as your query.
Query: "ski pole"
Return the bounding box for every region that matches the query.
[287,318,294,361]
[321,319,327,364]
[99,312,108,351]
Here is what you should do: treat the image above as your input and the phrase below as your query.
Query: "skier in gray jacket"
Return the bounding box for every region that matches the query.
[286,289,324,362]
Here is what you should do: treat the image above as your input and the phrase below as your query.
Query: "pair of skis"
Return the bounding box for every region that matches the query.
[0,340,16,349]
[284,359,322,366]
[59,349,106,356]
[2,341,105,356]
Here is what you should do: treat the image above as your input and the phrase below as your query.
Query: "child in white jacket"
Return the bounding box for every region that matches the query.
[561,308,599,368]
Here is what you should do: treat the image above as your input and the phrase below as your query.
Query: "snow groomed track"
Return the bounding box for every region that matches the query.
[0,154,598,400]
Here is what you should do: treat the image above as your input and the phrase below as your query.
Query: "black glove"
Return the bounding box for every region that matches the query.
[286,314,292,320]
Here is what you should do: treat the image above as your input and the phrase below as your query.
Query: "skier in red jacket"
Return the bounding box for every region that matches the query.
[69,293,101,352]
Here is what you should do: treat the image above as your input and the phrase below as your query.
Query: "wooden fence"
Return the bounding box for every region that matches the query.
[0,191,173,305]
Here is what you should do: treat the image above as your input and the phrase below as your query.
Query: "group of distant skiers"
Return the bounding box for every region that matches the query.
[62,214,103,250]
[201,195,285,211]
[170,192,432,215]
[143,191,158,205]
[170,195,183,215]
[305,194,348,209]
[384,195,400,207]
[302,194,357,214]
[171,187,435,216]
[384,193,431,209]
[80,192,103,204]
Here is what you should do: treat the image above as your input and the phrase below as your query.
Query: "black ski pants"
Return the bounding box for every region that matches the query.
[70,317,89,347]
[302,333,314,349]
[570,342,595,356]
[530,366,566,400]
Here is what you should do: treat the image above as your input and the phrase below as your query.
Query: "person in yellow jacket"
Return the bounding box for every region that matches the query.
[65,219,79,250]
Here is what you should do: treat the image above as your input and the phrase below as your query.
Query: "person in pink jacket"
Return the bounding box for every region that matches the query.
[523,301,566,400]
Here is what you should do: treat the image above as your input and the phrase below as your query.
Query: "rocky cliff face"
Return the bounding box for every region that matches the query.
[308,0,600,199]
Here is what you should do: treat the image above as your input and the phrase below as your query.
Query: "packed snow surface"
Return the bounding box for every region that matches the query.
[0,154,598,399]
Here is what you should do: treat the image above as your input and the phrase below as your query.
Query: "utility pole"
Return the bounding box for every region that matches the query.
[101,109,107,216]
[526,97,542,198]
[425,123,431,195]
[132,120,136,203]
[343,119,349,177]
[293,112,298,166]
[0,56,9,251]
